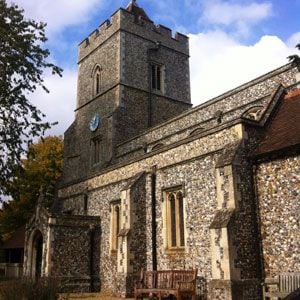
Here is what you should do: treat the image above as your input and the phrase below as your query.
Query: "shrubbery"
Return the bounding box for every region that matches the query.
[0,277,62,300]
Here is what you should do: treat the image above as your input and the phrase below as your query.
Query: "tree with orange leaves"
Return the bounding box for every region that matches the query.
[0,136,63,241]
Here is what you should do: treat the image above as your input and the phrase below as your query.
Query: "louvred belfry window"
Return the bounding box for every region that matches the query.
[151,64,164,92]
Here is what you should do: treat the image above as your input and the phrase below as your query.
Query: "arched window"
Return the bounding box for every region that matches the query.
[165,189,185,249]
[93,65,102,96]
[110,201,121,253]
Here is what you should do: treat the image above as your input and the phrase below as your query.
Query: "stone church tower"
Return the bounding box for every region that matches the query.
[63,0,191,184]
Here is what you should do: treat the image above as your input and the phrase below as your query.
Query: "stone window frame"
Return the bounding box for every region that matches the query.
[150,62,165,94]
[109,199,121,254]
[92,64,102,96]
[90,135,102,166]
[162,185,186,253]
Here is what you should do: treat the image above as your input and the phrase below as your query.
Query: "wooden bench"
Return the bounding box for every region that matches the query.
[135,269,197,300]
[263,272,300,299]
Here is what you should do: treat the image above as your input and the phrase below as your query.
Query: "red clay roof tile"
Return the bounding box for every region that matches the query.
[255,88,300,155]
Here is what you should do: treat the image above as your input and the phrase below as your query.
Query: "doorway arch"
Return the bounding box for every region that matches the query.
[30,230,43,279]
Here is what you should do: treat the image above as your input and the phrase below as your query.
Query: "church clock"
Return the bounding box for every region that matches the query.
[89,113,101,132]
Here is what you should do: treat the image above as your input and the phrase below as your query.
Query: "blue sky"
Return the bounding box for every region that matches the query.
[8,0,300,136]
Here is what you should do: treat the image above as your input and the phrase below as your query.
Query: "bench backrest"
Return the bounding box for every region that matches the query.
[279,272,300,293]
[157,271,174,289]
[141,270,157,289]
[172,270,197,289]
[141,269,197,289]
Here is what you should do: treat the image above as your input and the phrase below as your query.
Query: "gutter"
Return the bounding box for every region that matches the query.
[89,225,95,292]
[151,166,157,271]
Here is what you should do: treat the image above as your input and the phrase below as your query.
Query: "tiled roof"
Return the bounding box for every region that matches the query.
[1,226,25,249]
[255,88,300,155]
[126,0,152,22]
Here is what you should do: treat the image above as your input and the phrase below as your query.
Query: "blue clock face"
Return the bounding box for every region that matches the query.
[89,113,100,132]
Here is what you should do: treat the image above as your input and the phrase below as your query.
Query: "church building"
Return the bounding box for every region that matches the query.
[23,1,300,299]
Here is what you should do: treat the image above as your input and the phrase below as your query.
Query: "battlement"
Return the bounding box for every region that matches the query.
[152,24,189,43]
[119,8,189,53]
[78,9,121,61]
[78,7,189,62]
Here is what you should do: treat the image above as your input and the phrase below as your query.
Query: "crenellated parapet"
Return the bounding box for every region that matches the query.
[78,9,121,62]
[119,8,189,55]
[78,7,189,62]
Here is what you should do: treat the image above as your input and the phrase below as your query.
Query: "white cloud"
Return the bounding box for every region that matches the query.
[30,69,77,137]
[201,1,272,36]
[9,0,103,36]
[189,31,297,105]
[287,32,300,48]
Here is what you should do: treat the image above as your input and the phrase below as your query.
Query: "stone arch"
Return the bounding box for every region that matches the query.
[90,64,103,78]
[27,229,44,279]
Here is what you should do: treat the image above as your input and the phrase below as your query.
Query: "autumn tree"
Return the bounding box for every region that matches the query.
[0,0,62,194]
[0,136,63,241]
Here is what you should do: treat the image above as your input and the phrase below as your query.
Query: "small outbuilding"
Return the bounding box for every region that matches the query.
[0,226,25,278]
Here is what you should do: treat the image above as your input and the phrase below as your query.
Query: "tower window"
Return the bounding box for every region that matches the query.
[164,189,185,249]
[93,66,102,96]
[91,137,101,165]
[83,194,88,213]
[96,73,100,94]
[110,201,121,253]
[151,64,164,91]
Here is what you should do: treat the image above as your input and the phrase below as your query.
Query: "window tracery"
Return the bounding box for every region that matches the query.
[164,188,185,250]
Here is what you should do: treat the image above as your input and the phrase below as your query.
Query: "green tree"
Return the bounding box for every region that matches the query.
[0,136,63,241]
[0,0,63,194]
